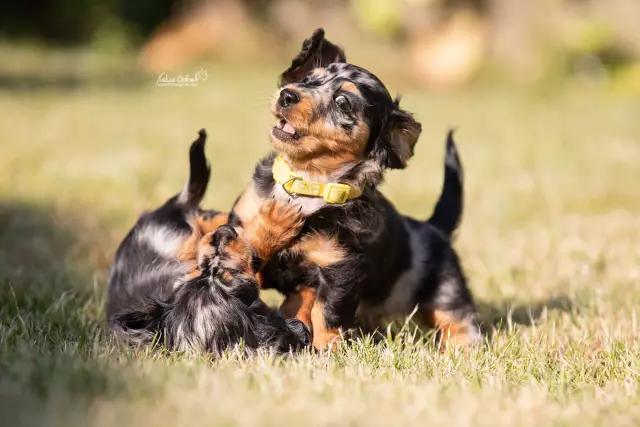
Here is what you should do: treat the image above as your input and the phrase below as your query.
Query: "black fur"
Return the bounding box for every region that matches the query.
[231,29,480,347]
[110,225,310,354]
[427,129,464,235]
[280,28,346,87]
[107,129,217,317]
[107,131,310,354]
[249,138,478,341]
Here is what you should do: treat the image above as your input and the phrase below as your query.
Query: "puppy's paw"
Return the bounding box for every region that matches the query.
[258,199,304,243]
[245,199,305,261]
[196,232,216,270]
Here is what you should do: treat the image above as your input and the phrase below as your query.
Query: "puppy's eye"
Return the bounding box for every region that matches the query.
[335,95,351,111]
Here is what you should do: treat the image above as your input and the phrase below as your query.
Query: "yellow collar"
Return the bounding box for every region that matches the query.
[272,155,362,204]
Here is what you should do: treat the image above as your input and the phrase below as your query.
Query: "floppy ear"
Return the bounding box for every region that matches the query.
[279,28,346,86]
[369,101,422,169]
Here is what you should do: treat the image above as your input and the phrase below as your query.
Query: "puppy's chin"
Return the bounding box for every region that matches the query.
[269,132,309,159]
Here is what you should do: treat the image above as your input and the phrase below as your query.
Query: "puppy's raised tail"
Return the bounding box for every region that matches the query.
[176,129,210,207]
[427,130,464,236]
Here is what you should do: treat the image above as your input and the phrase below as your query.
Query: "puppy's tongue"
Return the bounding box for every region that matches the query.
[282,122,296,135]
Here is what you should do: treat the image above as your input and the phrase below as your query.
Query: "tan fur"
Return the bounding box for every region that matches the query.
[311,301,341,351]
[178,212,228,271]
[270,85,370,176]
[290,232,345,267]
[280,287,316,329]
[233,183,264,225]
[222,236,254,276]
[341,82,360,95]
[196,232,215,269]
[420,308,477,348]
[242,199,304,264]
[197,213,229,234]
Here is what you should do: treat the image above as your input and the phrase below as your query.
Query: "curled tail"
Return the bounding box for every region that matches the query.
[176,129,210,207]
[427,130,464,236]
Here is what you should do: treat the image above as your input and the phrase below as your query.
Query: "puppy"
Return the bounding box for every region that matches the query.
[107,130,309,354]
[107,129,228,318]
[110,224,311,354]
[228,29,481,350]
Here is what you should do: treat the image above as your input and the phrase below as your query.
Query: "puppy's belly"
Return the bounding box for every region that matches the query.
[356,219,427,331]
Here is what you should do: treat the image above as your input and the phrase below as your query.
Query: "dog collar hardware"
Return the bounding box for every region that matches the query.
[272,155,362,204]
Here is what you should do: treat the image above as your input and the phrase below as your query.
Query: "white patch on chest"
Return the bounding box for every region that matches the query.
[269,183,328,215]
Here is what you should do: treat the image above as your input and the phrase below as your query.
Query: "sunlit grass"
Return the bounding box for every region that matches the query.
[1,55,639,426]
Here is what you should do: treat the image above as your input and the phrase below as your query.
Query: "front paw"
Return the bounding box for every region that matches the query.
[258,199,305,245]
[244,199,305,262]
[196,232,216,270]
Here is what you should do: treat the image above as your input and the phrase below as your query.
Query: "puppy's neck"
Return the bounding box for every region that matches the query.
[283,153,383,190]
[268,153,384,215]
[284,152,357,181]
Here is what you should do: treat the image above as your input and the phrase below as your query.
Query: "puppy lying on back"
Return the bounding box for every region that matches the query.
[107,130,228,317]
[108,130,310,354]
[110,223,310,354]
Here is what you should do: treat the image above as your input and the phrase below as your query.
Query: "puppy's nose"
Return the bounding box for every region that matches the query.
[278,89,299,108]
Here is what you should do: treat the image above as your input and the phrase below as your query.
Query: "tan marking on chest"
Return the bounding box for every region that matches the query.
[292,232,346,267]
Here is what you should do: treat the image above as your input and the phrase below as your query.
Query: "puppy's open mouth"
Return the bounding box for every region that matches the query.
[272,119,300,142]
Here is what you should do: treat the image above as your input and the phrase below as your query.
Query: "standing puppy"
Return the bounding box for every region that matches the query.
[229,29,481,350]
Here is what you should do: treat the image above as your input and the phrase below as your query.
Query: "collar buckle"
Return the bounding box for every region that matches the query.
[282,177,301,197]
[323,183,351,204]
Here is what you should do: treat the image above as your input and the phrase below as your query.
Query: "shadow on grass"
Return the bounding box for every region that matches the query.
[0,202,130,426]
[477,296,575,334]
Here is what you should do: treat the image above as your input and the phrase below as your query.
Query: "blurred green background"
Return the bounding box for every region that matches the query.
[2,0,640,90]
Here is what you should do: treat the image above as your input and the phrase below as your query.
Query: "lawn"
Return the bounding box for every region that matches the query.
[1,50,639,426]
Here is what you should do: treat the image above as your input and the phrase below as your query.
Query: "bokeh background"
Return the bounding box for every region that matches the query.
[1,1,640,426]
[3,0,640,89]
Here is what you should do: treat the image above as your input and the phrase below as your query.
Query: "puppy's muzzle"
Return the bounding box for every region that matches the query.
[278,88,300,108]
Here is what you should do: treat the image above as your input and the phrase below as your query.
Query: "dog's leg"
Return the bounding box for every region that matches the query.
[310,279,360,352]
[288,232,360,351]
[197,211,229,233]
[177,211,229,270]
[242,199,304,266]
[416,270,481,348]
[280,287,316,329]
[419,307,481,348]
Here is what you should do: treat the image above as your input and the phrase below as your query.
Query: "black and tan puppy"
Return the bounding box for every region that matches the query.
[110,224,310,354]
[107,130,310,354]
[107,130,227,318]
[228,29,481,350]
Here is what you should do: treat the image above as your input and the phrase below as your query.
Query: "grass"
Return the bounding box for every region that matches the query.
[1,50,640,426]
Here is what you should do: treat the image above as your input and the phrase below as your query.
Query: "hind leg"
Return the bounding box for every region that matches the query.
[417,252,481,348]
[417,278,482,347]
[419,306,481,347]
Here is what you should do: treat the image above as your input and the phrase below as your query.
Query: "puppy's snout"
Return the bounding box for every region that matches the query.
[278,88,299,108]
